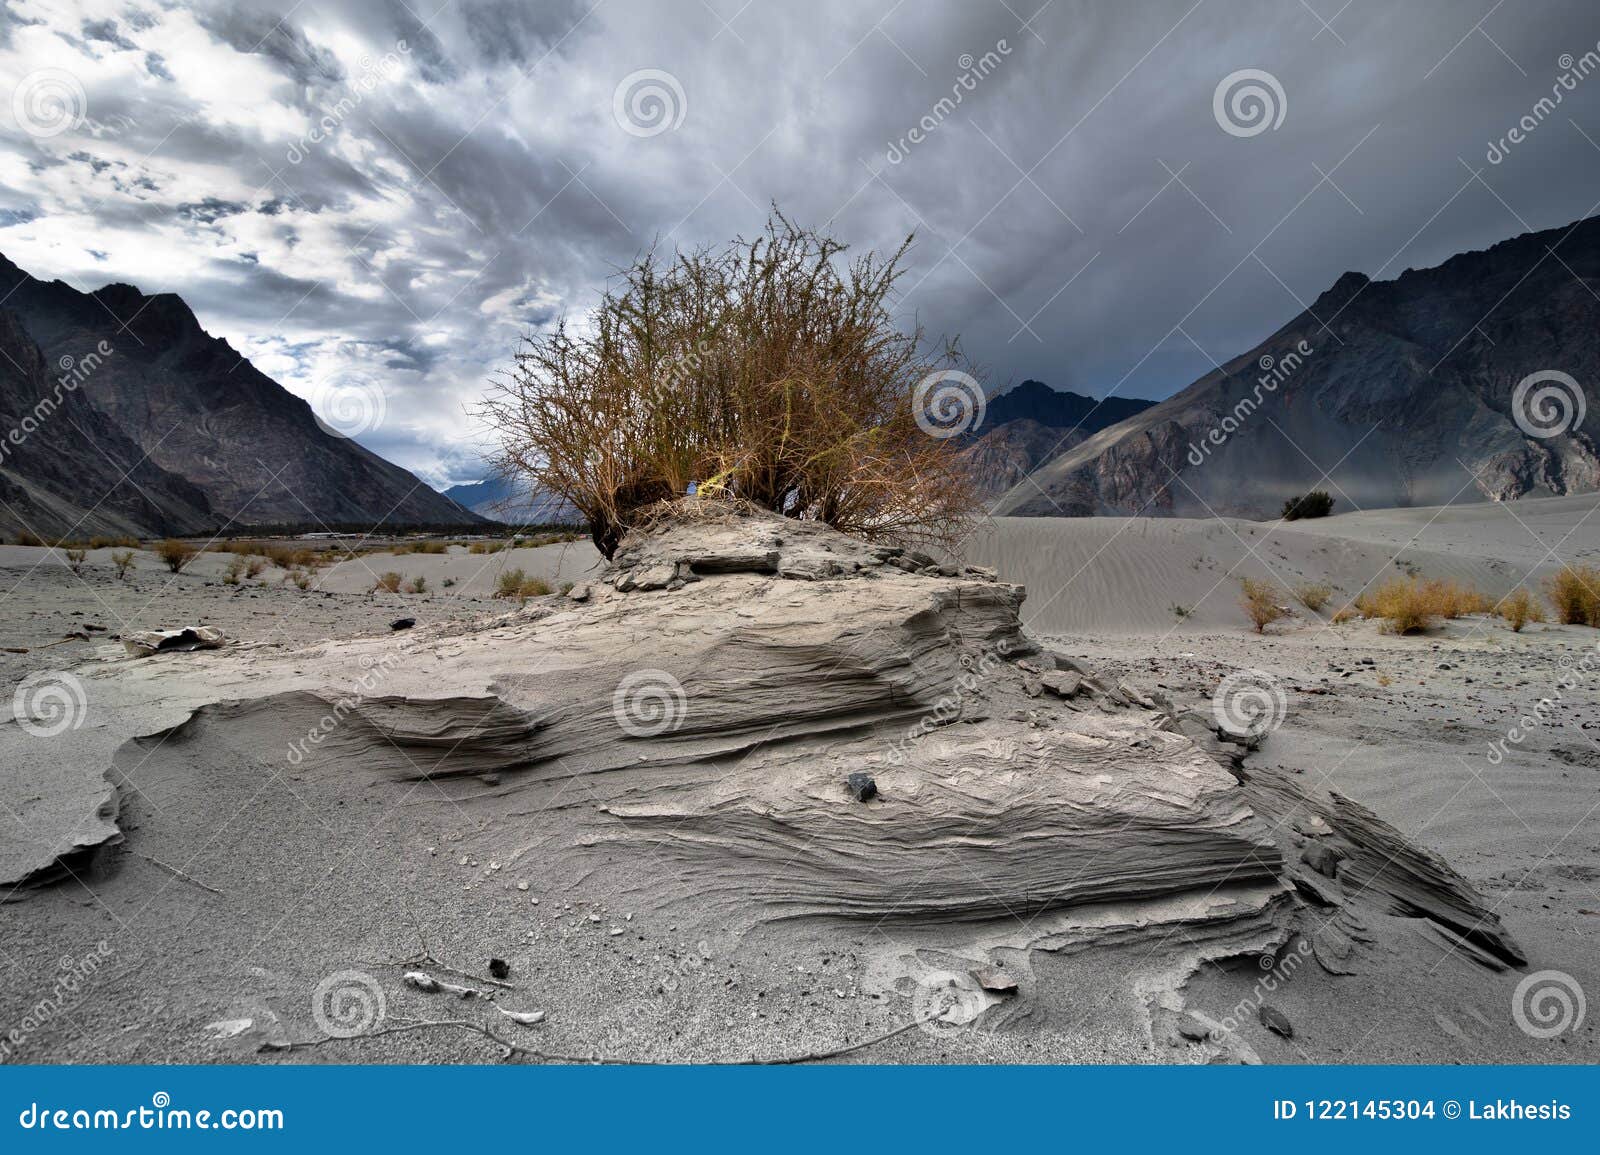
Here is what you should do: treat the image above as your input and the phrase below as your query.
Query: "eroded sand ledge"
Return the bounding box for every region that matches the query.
[0,503,1528,1060]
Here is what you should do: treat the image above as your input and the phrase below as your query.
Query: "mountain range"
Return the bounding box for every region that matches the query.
[995,215,1600,518]
[0,253,478,539]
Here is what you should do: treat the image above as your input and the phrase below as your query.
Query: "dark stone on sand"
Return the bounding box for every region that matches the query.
[1301,843,1341,879]
[390,617,415,631]
[846,773,877,802]
[1176,1013,1212,1042]
[972,966,1017,994]
[1260,1005,1294,1037]
[489,958,510,980]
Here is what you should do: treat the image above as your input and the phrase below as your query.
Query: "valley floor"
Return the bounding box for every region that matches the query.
[2,495,1597,1064]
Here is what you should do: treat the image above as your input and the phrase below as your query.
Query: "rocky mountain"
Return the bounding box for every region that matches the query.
[0,253,480,533]
[996,216,1600,518]
[442,475,572,525]
[964,380,1155,499]
[0,309,214,539]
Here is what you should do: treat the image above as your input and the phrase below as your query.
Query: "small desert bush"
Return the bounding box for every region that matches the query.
[245,557,267,579]
[479,213,980,559]
[263,545,318,570]
[1294,582,1334,612]
[1330,603,1358,625]
[1545,564,1600,627]
[374,571,403,593]
[111,549,134,579]
[1428,578,1491,619]
[1495,587,1545,632]
[494,567,550,600]
[87,534,138,549]
[1239,577,1290,633]
[156,539,198,573]
[291,570,312,591]
[1281,490,1334,521]
[405,575,427,594]
[63,547,86,573]
[1354,576,1492,634]
[223,556,247,585]
[468,541,506,555]
[15,530,45,547]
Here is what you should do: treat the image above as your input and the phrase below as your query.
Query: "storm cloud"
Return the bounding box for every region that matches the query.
[2,0,1598,485]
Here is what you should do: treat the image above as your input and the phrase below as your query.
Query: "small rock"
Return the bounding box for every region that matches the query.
[516,881,529,891]
[1259,1005,1294,1038]
[845,772,878,802]
[488,957,510,980]
[1175,1013,1211,1042]
[971,967,1017,994]
[390,617,415,631]
[1300,843,1341,879]
[203,1018,253,1040]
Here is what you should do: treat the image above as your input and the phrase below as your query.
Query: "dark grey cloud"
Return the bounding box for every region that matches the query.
[3,0,1599,487]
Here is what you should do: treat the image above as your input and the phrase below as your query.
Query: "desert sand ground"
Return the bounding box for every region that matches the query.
[2,495,1597,1064]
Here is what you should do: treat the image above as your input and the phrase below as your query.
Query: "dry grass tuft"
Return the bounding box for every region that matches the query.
[1494,586,1545,632]
[1294,582,1334,613]
[110,549,134,579]
[156,539,198,573]
[494,567,551,600]
[1354,576,1492,634]
[1546,564,1600,627]
[373,571,403,593]
[1239,577,1290,633]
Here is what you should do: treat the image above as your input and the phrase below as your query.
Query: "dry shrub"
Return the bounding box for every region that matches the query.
[374,571,403,593]
[1355,575,1492,634]
[405,575,428,594]
[245,557,267,579]
[1240,577,1290,633]
[1330,603,1358,624]
[393,541,449,555]
[494,567,549,600]
[479,213,979,559]
[64,547,86,573]
[156,539,197,573]
[14,530,45,547]
[1294,582,1334,612]
[223,556,247,585]
[88,535,138,549]
[1495,587,1545,632]
[264,545,318,570]
[110,549,134,579]
[468,541,506,555]
[1546,564,1600,626]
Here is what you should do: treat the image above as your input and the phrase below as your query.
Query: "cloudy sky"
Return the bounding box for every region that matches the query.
[3,0,1600,487]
